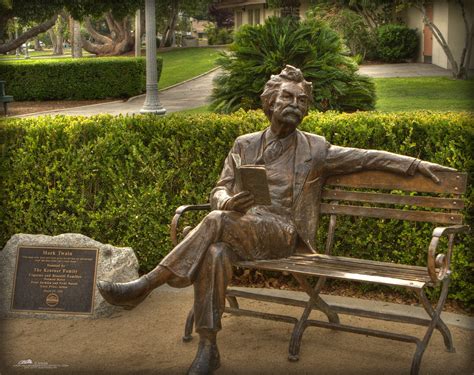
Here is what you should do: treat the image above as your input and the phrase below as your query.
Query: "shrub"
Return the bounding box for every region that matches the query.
[206,24,233,45]
[0,57,163,101]
[308,5,378,61]
[376,24,419,62]
[0,111,472,306]
[211,16,375,114]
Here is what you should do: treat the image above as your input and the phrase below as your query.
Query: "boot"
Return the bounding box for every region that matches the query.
[97,275,152,310]
[187,332,220,375]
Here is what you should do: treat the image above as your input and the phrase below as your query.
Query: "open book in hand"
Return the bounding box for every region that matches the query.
[232,153,272,205]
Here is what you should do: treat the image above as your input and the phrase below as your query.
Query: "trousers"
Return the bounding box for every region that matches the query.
[160,207,298,333]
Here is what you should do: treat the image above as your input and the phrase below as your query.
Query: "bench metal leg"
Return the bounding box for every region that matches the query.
[293,274,339,324]
[410,279,451,375]
[226,295,239,309]
[416,286,454,352]
[288,274,340,361]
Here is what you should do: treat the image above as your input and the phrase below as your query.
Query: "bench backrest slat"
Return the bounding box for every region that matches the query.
[321,190,464,210]
[320,203,464,225]
[326,170,466,194]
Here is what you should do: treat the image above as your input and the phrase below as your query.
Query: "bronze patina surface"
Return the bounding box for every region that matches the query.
[97,65,454,374]
[12,246,98,314]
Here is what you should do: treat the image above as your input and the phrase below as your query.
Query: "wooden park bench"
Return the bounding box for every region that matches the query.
[170,169,469,375]
[0,81,14,116]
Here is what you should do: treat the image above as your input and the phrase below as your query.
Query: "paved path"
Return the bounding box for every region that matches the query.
[15,63,452,118]
[16,68,220,118]
[1,285,472,374]
[358,63,451,78]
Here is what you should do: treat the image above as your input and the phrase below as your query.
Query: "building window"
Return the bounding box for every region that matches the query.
[236,11,242,28]
[254,9,261,24]
[248,9,253,25]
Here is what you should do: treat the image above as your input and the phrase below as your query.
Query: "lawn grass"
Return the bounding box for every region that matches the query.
[174,105,211,114]
[158,47,223,89]
[374,76,474,112]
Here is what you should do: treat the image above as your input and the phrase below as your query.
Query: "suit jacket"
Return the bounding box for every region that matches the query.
[210,128,420,250]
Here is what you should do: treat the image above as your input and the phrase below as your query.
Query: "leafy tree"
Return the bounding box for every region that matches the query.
[313,0,398,30]
[81,13,135,55]
[268,0,303,19]
[0,0,63,54]
[211,17,375,113]
[0,0,141,54]
[207,4,234,28]
[308,4,377,60]
[156,0,212,48]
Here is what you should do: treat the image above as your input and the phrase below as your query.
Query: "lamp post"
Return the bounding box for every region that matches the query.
[140,0,166,115]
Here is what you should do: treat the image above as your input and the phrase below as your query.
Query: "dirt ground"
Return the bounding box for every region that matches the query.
[2,100,120,117]
[1,286,473,375]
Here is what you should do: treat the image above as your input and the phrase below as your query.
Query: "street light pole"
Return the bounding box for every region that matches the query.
[140,0,166,115]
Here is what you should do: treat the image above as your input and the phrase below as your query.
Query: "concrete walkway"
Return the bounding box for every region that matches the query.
[1,285,472,374]
[358,63,452,78]
[14,63,452,118]
[15,68,220,118]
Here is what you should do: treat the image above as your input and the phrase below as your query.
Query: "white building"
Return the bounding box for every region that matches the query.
[215,0,474,71]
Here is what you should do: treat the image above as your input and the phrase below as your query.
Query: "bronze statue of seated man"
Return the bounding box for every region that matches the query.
[98,65,453,375]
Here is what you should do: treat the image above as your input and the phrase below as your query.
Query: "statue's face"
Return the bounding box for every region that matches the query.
[270,81,309,137]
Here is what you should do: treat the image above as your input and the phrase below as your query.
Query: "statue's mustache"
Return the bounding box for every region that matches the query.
[282,107,302,117]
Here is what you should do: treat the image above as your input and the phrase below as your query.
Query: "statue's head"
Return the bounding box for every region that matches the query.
[261,65,313,126]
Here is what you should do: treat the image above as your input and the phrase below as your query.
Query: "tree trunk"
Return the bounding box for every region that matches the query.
[456,0,473,79]
[70,16,83,58]
[0,15,58,54]
[49,14,66,55]
[54,31,64,55]
[34,38,43,51]
[417,2,472,79]
[160,1,179,48]
[81,12,134,56]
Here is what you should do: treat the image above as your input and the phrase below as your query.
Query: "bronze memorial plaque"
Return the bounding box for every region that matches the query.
[11,246,99,314]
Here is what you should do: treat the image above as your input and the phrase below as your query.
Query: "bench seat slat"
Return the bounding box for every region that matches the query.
[285,255,430,281]
[235,255,431,289]
[322,190,464,210]
[285,259,429,282]
[320,203,463,224]
[290,254,430,275]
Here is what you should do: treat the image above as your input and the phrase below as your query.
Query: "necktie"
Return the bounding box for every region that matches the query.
[264,140,283,164]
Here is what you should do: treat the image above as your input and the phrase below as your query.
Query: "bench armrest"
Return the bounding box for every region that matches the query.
[428,225,470,283]
[170,204,211,246]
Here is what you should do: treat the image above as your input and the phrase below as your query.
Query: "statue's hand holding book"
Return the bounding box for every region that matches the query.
[231,153,271,206]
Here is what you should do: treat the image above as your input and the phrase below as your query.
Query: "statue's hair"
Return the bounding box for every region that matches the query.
[260,65,313,120]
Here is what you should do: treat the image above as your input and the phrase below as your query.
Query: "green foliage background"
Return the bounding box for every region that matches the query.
[211,17,375,113]
[0,111,472,305]
[376,23,419,63]
[0,57,162,100]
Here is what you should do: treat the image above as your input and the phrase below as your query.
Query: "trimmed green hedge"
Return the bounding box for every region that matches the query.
[0,57,162,100]
[0,111,472,305]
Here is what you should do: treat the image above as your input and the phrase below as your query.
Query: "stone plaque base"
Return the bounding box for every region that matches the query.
[0,234,140,319]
